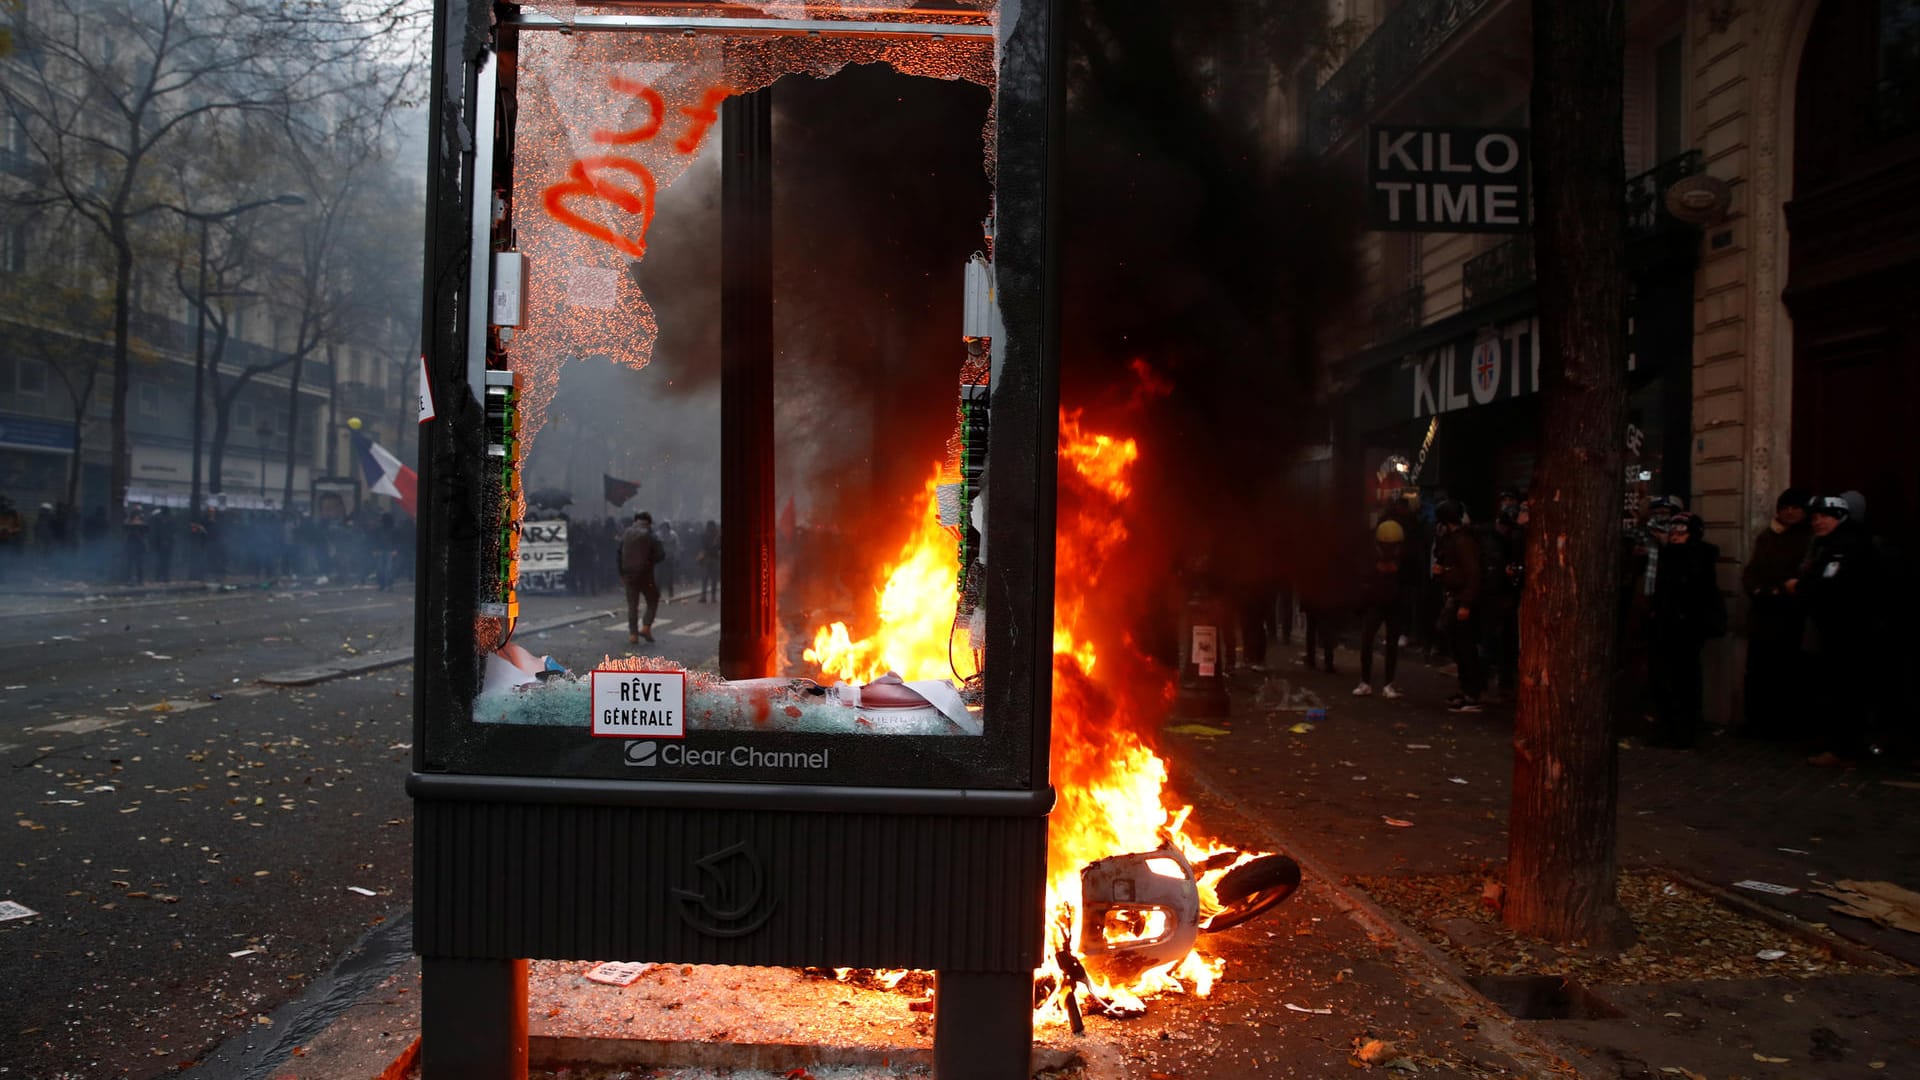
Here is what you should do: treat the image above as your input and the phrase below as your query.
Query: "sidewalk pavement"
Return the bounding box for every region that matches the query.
[1153,640,1920,1078]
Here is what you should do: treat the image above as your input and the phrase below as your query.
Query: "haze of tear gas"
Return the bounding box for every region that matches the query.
[1058,1,1364,654]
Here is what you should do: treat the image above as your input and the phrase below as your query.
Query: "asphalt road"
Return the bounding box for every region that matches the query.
[0,580,711,1079]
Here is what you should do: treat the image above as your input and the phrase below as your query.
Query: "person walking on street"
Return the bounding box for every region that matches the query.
[1740,487,1812,739]
[1353,519,1408,699]
[1646,512,1726,748]
[1433,500,1486,713]
[1790,495,1883,766]
[619,512,666,644]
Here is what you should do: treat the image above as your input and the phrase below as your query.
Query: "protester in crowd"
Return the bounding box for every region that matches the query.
[1353,519,1407,699]
[1379,495,1426,653]
[374,512,401,592]
[619,511,666,644]
[656,520,680,601]
[1432,499,1486,713]
[149,508,173,583]
[123,507,149,585]
[1739,487,1812,739]
[1480,502,1525,703]
[1236,567,1279,673]
[1296,536,1345,676]
[1646,511,1726,748]
[699,520,721,602]
[1789,495,1883,766]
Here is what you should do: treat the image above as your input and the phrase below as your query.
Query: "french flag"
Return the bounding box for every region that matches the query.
[353,433,418,518]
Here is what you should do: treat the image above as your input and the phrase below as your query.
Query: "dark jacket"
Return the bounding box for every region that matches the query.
[618,524,665,584]
[1435,527,1483,610]
[1651,539,1726,642]
[1742,520,1811,634]
[1360,540,1405,609]
[1481,523,1524,611]
[1797,521,1880,650]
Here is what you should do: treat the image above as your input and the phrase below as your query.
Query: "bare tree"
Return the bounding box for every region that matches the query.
[0,248,114,520]
[1504,0,1633,946]
[0,0,416,526]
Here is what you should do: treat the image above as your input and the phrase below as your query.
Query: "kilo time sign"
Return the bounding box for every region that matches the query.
[590,670,686,738]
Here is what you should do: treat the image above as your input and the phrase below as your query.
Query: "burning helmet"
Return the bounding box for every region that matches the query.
[1375,520,1406,544]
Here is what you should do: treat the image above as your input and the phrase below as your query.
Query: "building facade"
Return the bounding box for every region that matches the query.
[1311,0,1920,724]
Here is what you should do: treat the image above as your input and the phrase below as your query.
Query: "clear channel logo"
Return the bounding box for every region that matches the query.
[623,741,832,770]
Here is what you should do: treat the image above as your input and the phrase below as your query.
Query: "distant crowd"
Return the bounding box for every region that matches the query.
[0,500,413,591]
[1219,485,1907,768]
[544,512,720,604]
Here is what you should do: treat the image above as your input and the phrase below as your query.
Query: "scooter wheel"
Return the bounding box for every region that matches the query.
[1199,854,1302,932]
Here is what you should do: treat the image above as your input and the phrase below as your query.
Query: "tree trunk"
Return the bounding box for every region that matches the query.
[209,394,231,499]
[283,350,305,511]
[108,238,133,529]
[66,416,84,527]
[1504,0,1633,946]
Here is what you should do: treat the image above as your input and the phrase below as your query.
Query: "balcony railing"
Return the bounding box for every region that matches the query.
[1371,285,1426,344]
[1306,0,1500,153]
[1624,149,1704,242]
[1461,234,1533,308]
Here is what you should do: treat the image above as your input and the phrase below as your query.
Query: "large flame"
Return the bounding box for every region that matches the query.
[804,406,1259,1023]
[803,469,977,686]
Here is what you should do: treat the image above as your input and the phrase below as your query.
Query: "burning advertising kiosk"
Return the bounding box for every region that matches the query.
[411,1,1063,1076]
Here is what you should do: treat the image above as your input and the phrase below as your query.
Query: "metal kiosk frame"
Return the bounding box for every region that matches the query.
[411,3,1065,1077]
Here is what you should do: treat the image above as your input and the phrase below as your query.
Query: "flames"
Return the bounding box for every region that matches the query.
[803,469,977,686]
[803,406,1261,1025]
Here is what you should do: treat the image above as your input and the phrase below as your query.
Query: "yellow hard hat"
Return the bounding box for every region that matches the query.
[1375,520,1405,544]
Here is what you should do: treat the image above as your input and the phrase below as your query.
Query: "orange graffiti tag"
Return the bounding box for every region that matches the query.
[674,86,731,155]
[546,80,732,258]
[592,77,666,144]
[541,156,657,260]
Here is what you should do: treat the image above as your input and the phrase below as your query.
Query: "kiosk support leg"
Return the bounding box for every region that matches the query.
[933,970,1033,1079]
[421,957,528,1079]
[718,86,777,680]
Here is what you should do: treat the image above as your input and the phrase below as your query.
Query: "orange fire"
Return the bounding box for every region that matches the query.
[803,408,1259,1023]
[803,468,977,686]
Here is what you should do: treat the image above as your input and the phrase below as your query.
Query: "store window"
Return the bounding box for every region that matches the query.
[1881,0,1920,137]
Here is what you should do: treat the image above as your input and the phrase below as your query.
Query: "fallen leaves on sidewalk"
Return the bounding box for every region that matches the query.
[1354,870,1899,984]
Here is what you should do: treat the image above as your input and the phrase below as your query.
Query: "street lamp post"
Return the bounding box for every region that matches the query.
[177,194,306,519]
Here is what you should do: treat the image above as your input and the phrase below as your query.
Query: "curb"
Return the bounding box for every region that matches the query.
[257,608,617,687]
[1170,744,1594,1079]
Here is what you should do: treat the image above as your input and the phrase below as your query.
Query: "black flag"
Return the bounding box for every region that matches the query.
[604,473,641,506]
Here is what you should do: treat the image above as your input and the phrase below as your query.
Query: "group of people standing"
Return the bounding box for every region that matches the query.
[1336,490,1528,714]
[1739,488,1889,766]
[1262,483,1895,767]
